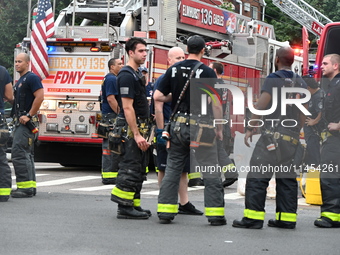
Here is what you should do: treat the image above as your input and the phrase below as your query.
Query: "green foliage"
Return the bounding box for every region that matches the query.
[0,0,69,76]
[265,0,340,49]
[0,0,28,75]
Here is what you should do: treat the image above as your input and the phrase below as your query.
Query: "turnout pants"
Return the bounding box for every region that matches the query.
[12,124,36,191]
[101,113,119,182]
[111,137,148,207]
[319,135,340,223]
[157,121,224,220]
[216,140,238,179]
[0,144,11,198]
[101,137,119,180]
[244,129,298,223]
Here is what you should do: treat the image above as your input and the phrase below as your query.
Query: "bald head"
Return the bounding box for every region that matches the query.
[17,53,30,62]
[15,52,30,75]
[168,47,185,66]
[276,47,294,67]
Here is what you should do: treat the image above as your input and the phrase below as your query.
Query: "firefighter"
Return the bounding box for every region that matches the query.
[0,65,13,202]
[314,54,340,228]
[110,38,151,219]
[302,75,324,167]
[154,46,203,215]
[101,58,123,185]
[11,53,44,198]
[233,47,307,229]
[154,35,226,225]
[209,62,238,187]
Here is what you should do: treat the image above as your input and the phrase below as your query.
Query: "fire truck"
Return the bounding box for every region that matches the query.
[15,0,303,167]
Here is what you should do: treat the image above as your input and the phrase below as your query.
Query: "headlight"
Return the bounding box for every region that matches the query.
[75,124,87,133]
[148,17,155,26]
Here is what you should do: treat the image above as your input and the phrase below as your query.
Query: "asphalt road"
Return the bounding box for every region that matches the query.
[0,163,338,255]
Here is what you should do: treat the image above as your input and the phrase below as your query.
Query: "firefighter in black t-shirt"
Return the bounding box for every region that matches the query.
[154,35,226,226]
[302,75,324,167]
[314,54,340,228]
[233,47,308,229]
[110,38,151,219]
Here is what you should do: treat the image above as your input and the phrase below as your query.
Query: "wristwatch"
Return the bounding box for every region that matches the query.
[26,113,32,119]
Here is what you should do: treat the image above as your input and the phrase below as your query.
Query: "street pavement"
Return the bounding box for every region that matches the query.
[0,163,338,255]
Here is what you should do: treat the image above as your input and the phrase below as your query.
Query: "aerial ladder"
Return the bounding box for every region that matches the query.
[271,0,332,37]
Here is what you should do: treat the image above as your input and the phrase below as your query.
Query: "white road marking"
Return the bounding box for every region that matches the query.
[224,192,244,200]
[37,176,101,187]
[70,179,158,191]
[11,174,49,180]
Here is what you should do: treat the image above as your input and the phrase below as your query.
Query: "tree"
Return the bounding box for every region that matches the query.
[0,0,28,74]
[0,0,69,76]
[265,0,340,48]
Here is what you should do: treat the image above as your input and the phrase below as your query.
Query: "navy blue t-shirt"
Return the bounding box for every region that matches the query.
[261,70,307,132]
[14,72,43,113]
[101,73,119,114]
[153,74,171,123]
[145,82,154,98]
[0,66,12,114]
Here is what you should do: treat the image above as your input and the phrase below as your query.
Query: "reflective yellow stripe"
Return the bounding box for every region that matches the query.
[276,212,297,222]
[146,167,149,173]
[205,207,225,216]
[0,188,11,196]
[321,212,340,222]
[134,199,141,207]
[222,163,236,173]
[157,203,178,213]
[155,167,159,173]
[188,172,201,179]
[17,181,36,189]
[111,187,134,200]
[102,172,118,178]
[244,209,265,220]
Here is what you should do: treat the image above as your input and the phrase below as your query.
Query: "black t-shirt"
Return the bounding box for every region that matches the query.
[117,66,149,119]
[323,73,340,124]
[157,59,217,113]
[304,88,325,133]
[261,70,307,132]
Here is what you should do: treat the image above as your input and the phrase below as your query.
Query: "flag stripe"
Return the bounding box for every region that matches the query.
[31,0,55,80]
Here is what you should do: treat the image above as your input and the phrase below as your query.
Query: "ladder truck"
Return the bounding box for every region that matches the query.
[271,0,332,37]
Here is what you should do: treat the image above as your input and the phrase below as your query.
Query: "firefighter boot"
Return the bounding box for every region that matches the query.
[134,206,152,217]
[232,217,263,229]
[314,217,340,228]
[11,188,33,198]
[208,216,227,226]
[117,205,149,219]
[268,219,296,229]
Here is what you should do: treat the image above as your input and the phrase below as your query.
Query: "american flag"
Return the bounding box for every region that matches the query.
[31,0,55,80]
